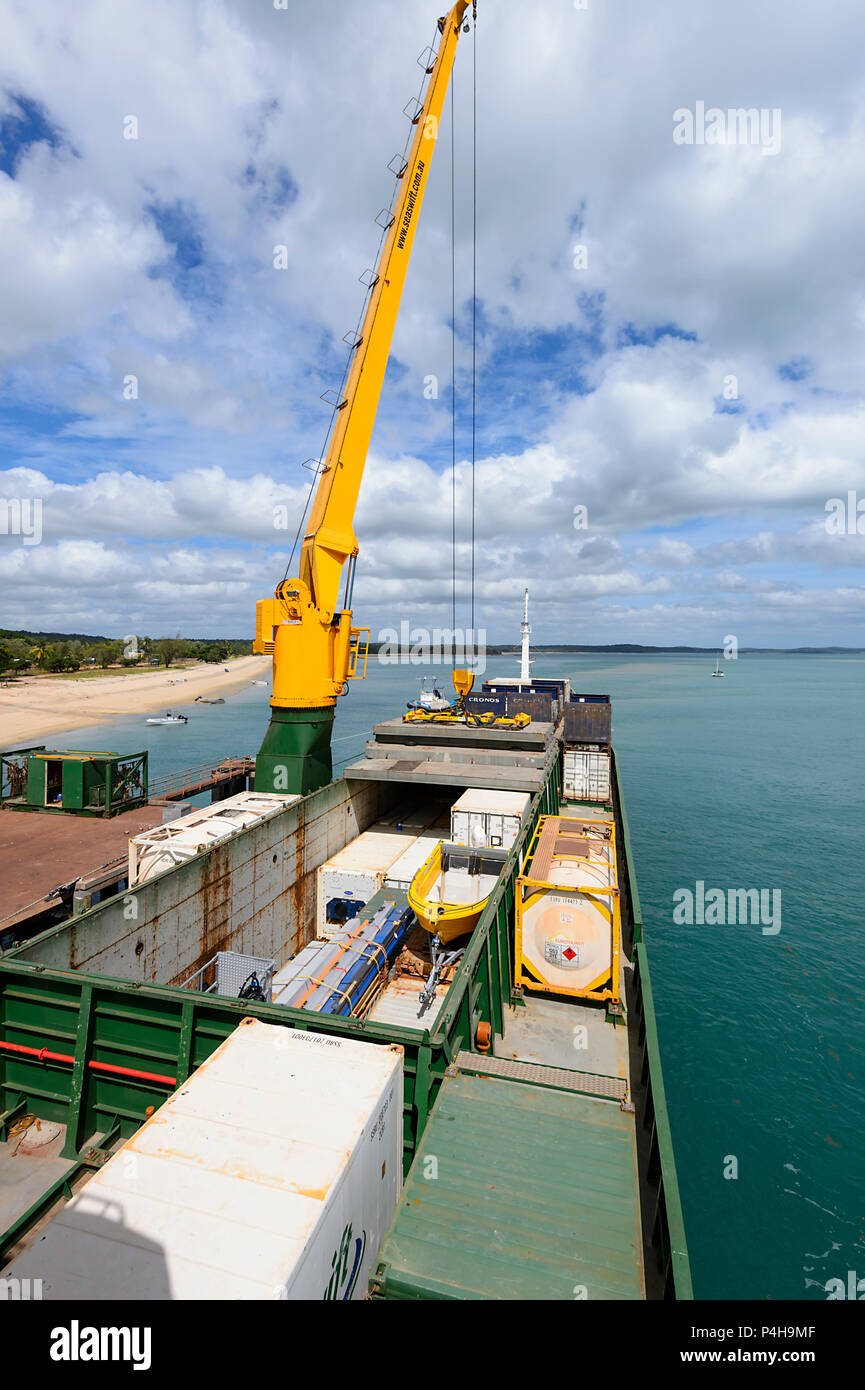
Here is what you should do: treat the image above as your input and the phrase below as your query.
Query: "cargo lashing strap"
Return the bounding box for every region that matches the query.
[294,903,404,1012]
[292,904,394,1009]
[288,942,388,1014]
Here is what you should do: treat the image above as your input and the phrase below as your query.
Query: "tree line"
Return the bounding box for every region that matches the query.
[0,631,253,677]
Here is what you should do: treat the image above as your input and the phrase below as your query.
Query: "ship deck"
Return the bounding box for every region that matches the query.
[0,805,165,935]
[369,1064,645,1300]
[497,991,630,1081]
[0,692,692,1300]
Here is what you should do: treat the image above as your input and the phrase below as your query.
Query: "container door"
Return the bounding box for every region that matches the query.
[500,815,521,849]
[486,814,504,847]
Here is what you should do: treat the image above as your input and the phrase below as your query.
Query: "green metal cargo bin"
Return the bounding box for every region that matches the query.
[1,748,148,817]
[369,1064,646,1300]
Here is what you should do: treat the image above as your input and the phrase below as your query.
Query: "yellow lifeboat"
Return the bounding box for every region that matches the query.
[408,840,508,944]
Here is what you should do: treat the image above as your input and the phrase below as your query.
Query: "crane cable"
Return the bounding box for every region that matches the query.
[450,14,478,660]
[448,13,478,664]
[470,12,477,639]
[450,70,457,649]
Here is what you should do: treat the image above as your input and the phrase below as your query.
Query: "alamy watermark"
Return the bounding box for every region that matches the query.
[673,882,781,935]
[0,497,42,546]
[1,1276,43,1299]
[825,492,865,535]
[50,1323,151,1370]
[673,102,782,156]
[825,1271,865,1300]
[376,622,487,675]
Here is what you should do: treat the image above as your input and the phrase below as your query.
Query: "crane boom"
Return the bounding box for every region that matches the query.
[255,2,473,794]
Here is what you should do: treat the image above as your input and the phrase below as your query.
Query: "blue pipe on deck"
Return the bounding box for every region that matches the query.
[318,905,415,1016]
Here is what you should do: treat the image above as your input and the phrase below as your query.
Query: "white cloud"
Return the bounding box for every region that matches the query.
[1,0,864,644]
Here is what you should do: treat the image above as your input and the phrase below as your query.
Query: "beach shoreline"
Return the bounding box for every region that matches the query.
[0,655,271,747]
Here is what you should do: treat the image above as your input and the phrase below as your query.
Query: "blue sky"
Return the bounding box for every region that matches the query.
[1,0,864,645]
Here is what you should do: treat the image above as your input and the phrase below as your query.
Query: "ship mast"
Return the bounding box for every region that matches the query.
[519,588,532,684]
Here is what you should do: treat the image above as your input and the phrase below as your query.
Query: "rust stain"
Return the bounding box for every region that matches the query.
[287,810,308,950]
[168,841,234,985]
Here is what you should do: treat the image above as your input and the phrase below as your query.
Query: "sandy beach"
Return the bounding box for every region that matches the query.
[0,655,271,747]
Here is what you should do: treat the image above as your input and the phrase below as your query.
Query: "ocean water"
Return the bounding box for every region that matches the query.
[51,652,864,1300]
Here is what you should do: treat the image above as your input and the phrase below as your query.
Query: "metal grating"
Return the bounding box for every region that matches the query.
[216,952,276,1003]
[180,951,276,1003]
[454,1049,627,1100]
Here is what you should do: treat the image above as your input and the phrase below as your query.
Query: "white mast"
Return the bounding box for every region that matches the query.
[519,588,532,683]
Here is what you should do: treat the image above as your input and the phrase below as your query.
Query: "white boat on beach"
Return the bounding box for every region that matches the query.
[145,712,189,725]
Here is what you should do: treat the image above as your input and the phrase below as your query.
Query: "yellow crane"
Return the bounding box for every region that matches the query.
[254,1,474,793]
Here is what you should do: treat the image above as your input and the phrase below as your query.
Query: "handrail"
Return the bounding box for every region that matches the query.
[148,757,253,800]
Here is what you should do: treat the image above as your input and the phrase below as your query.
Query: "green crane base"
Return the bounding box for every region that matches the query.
[255,706,335,796]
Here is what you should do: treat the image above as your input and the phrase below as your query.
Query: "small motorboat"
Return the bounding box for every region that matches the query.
[194,696,225,704]
[406,676,452,713]
[408,840,508,945]
[250,680,267,686]
[145,712,189,725]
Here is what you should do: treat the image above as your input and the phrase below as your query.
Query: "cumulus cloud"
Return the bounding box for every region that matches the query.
[0,0,863,645]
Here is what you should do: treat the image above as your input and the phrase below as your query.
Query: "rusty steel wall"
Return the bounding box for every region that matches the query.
[11,778,401,986]
[562,698,612,746]
[503,692,558,722]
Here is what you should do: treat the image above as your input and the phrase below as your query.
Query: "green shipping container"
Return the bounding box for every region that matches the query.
[369,1065,645,1300]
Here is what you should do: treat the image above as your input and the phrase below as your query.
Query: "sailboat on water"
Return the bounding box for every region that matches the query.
[712,653,725,677]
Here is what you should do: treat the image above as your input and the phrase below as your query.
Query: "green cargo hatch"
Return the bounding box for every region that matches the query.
[370,1068,645,1300]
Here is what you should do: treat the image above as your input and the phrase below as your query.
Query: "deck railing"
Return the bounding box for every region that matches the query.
[148,757,253,801]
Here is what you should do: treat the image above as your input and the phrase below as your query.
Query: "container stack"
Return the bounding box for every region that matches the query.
[562,693,612,805]
[384,809,451,891]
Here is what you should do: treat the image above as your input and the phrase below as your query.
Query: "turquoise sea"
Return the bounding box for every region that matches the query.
[51,651,865,1301]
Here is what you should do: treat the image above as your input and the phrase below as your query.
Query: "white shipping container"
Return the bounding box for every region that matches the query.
[128,791,297,886]
[450,788,531,851]
[316,805,446,936]
[316,824,419,937]
[563,749,611,802]
[5,1019,403,1301]
[384,828,446,892]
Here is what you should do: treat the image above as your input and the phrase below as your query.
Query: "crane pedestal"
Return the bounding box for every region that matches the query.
[255,706,334,796]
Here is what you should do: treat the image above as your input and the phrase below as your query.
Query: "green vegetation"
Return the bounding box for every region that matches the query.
[0,630,253,678]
